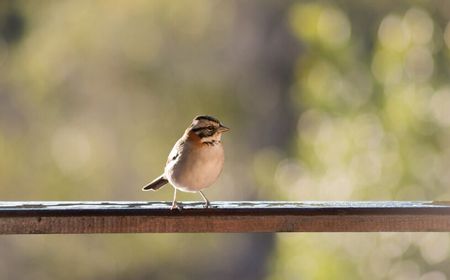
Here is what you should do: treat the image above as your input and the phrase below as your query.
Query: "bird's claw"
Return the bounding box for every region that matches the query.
[170,202,182,211]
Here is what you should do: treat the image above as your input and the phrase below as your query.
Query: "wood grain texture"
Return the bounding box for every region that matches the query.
[1,201,450,234]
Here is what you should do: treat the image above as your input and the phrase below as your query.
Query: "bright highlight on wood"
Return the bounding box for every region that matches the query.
[1,201,450,234]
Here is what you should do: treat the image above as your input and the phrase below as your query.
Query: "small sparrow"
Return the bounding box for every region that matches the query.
[142,115,229,209]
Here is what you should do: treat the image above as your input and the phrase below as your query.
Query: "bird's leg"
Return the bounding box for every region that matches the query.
[171,189,182,210]
[198,191,210,208]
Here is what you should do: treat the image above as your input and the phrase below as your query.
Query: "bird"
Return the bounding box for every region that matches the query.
[142,115,229,210]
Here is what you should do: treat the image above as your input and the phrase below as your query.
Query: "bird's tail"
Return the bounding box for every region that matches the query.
[142,175,169,191]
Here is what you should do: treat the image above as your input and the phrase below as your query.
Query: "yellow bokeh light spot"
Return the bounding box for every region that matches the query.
[317,7,351,48]
[403,8,434,45]
[429,86,450,127]
[289,3,322,42]
[378,15,410,51]
[418,233,450,265]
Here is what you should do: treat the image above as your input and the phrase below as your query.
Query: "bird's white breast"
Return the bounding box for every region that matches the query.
[165,142,224,192]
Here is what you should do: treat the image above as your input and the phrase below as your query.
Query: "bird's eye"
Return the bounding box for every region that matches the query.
[207,126,214,130]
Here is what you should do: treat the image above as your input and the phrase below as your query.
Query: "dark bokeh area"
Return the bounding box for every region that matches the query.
[1,1,450,279]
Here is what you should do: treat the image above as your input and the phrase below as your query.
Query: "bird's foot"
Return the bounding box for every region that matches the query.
[171,202,182,211]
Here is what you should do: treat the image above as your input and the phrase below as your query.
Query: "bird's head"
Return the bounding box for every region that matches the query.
[187,115,229,143]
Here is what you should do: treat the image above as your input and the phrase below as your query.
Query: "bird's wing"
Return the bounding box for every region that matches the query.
[166,138,184,165]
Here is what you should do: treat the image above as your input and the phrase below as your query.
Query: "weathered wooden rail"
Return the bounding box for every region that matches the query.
[0,201,449,234]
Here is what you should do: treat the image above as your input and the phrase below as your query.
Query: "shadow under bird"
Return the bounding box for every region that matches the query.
[142,115,229,209]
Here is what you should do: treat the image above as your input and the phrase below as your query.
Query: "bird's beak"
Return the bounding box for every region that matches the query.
[218,124,230,133]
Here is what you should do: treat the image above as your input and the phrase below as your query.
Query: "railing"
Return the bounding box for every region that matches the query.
[1,201,449,234]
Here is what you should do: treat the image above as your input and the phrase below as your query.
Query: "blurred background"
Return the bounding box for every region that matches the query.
[1,0,450,279]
